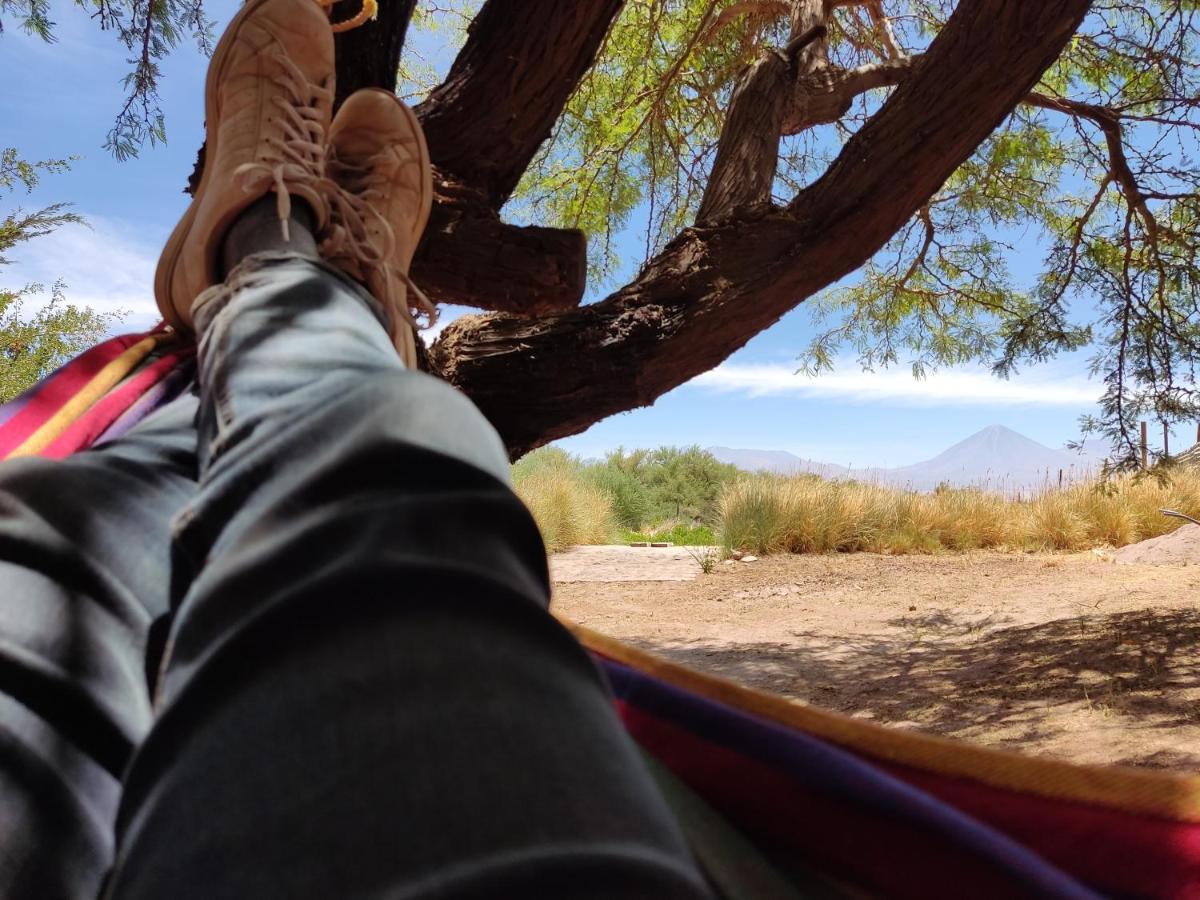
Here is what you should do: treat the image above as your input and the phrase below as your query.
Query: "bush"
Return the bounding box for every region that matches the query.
[585,445,739,525]
[584,465,651,529]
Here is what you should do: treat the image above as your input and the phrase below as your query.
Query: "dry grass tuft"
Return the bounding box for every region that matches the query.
[720,469,1200,555]
[513,460,617,553]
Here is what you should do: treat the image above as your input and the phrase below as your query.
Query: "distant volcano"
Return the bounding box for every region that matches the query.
[710,425,1105,493]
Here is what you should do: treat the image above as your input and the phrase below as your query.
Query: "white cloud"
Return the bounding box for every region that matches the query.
[4,216,163,330]
[690,362,1100,407]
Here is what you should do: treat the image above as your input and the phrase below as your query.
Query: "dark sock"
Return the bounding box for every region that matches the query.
[220,194,319,277]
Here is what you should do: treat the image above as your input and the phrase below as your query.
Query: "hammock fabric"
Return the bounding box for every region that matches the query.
[5,328,1200,899]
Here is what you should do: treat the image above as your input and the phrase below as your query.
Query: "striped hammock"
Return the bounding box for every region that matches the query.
[4,327,1198,899]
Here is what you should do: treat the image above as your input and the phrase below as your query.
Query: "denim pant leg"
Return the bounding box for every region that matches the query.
[0,391,198,898]
[107,254,712,899]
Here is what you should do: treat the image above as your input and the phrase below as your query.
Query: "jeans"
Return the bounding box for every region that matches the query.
[0,254,713,898]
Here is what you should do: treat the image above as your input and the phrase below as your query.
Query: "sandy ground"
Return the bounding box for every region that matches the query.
[551,549,1200,770]
[551,545,716,582]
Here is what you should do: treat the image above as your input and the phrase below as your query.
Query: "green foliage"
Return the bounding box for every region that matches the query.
[0,149,123,401]
[0,148,82,263]
[584,464,651,529]
[0,284,114,402]
[513,444,737,542]
[512,0,783,280]
[588,445,740,526]
[1,0,213,157]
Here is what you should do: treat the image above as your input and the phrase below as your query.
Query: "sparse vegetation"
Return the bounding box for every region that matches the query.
[514,443,1200,556]
[512,446,735,550]
[720,469,1200,556]
[685,546,721,575]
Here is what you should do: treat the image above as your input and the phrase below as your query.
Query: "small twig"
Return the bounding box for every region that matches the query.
[1161,508,1200,526]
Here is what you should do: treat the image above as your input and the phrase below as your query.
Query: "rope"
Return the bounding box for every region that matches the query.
[319,0,379,34]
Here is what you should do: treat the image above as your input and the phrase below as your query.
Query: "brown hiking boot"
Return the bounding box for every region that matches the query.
[319,88,435,368]
[154,0,336,333]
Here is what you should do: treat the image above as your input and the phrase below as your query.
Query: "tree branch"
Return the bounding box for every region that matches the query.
[1025,91,1167,246]
[412,173,586,315]
[330,0,419,108]
[697,2,829,223]
[781,55,914,134]
[434,0,1092,458]
[415,0,626,207]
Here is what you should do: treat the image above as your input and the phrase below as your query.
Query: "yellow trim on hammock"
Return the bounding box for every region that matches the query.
[6,334,168,459]
[563,619,1200,824]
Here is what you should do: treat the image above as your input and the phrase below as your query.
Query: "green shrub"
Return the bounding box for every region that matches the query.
[584,465,651,529]
[585,445,739,525]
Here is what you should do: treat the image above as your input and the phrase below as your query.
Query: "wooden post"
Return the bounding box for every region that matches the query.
[1164,422,1170,459]
[1141,421,1149,469]
[1058,468,1063,490]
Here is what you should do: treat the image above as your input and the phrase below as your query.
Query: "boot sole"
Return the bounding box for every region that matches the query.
[154,0,279,332]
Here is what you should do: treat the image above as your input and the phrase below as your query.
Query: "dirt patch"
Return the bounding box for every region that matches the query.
[1114,523,1200,565]
[550,545,717,582]
[550,551,1200,770]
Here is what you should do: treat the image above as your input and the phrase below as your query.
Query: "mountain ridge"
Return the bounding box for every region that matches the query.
[709,425,1106,492]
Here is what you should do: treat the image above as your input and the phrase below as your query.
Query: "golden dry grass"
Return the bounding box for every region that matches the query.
[720,469,1200,555]
[513,465,617,553]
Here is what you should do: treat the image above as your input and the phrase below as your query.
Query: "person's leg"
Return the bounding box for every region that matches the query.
[0,390,198,897]
[104,223,713,896]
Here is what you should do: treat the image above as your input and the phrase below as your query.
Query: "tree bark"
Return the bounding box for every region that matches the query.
[697,2,828,223]
[413,173,586,315]
[415,0,626,207]
[435,0,1093,458]
[694,52,792,224]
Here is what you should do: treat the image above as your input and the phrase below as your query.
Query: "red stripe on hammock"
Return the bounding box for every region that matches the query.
[0,334,146,457]
[40,347,196,459]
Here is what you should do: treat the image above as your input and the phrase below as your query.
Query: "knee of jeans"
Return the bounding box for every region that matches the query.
[340,369,513,485]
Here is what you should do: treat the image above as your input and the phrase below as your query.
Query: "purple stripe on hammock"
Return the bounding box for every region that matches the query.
[0,389,35,428]
[93,358,197,447]
[601,658,1099,900]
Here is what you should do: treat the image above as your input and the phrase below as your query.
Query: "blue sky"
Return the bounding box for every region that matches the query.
[2,2,1191,467]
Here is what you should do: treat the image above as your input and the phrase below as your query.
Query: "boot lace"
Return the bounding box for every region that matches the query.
[320,148,437,333]
[233,50,332,241]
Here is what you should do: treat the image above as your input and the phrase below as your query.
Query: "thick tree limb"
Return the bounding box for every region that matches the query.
[697,11,828,223]
[415,0,626,207]
[782,56,914,134]
[412,173,586,314]
[694,52,793,223]
[434,0,1092,458]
